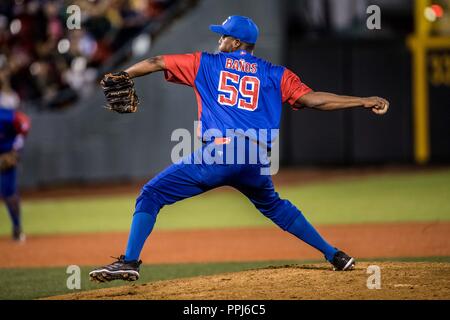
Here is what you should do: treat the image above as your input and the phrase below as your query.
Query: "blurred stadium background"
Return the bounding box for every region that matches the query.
[0,0,449,300]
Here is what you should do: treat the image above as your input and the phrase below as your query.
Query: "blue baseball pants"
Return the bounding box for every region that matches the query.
[125,140,337,262]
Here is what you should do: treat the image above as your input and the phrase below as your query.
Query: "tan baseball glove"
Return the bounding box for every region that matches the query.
[0,150,19,171]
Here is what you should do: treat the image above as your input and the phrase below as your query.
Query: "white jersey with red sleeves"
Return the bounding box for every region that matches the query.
[162,50,311,145]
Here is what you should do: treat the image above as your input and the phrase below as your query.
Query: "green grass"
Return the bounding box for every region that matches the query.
[1,169,449,235]
[1,257,449,300]
[281,170,450,225]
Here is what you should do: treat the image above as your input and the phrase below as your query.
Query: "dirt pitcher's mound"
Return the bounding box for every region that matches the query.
[49,262,450,300]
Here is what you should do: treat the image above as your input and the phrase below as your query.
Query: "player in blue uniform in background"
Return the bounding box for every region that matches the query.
[90,16,389,282]
[0,74,31,242]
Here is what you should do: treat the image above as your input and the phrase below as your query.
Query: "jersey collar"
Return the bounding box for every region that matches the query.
[231,50,252,56]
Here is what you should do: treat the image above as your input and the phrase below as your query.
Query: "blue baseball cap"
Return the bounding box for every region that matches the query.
[209,15,259,44]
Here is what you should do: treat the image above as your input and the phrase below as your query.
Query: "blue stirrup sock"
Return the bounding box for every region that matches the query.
[5,196,21,230]
[124,211,156,262]
[125,209,337,262]
[286,212,337,262]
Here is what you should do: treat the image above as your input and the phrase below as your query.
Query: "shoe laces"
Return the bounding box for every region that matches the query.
[110,255,126,264]
[110,255,142,266]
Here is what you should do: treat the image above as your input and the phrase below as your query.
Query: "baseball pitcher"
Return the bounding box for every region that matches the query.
[0,106,30,242]
[90,16,389,282]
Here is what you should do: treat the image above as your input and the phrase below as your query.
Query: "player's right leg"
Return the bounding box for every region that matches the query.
[90,146,230,282]
[231,165,355,271]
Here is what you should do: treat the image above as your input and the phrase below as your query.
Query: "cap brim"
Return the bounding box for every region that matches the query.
[209,25,228,36]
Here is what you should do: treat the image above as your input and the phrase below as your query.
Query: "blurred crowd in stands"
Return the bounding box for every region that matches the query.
[0,0,176,111]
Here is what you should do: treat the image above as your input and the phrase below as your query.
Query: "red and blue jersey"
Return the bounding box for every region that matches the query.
[0,108,31,153]
[162,50,311,145]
